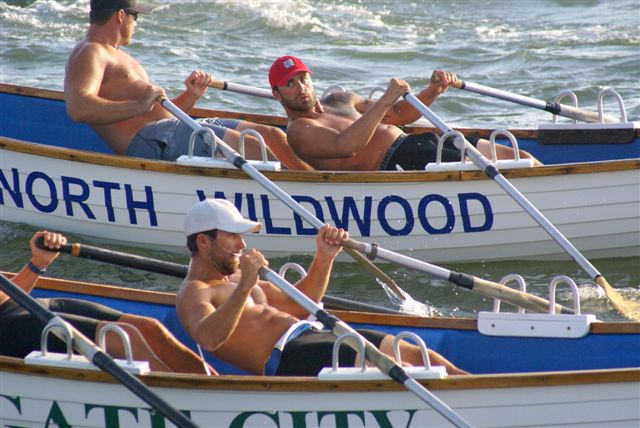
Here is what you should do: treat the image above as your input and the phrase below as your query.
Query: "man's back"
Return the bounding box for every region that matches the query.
[65,37,170,154]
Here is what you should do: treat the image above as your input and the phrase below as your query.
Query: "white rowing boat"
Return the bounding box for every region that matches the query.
[1,275,638,428]
[0,84,639,262]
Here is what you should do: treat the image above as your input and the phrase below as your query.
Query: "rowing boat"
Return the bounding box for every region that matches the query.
[1,84,639,262]
[1,273,638,427]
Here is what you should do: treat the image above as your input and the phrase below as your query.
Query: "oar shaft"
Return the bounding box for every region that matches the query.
[0,274,198,428]
[452,79,619,123]
[260,268,473,428]
[36,238,397,315]
[209,80,275,99]
[45,240,188,278]
[345,240,573,314]
[403,93,602,280]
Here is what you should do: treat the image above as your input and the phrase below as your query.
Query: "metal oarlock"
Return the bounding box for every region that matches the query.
[597,88,628,123]
[238,129,270,163]
[98,324,135,364]
[478,275,596,338]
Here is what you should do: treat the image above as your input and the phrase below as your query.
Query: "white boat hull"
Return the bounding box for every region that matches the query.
[1,139,639,262]
[2,362,638,427]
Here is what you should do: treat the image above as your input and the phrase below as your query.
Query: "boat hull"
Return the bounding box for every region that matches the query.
[1,276,638,427]
[1,138,639,261]
[2,362,638,428]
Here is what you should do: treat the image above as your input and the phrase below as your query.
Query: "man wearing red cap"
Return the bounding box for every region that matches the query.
[268,55,537,170]
[64,2,310,170]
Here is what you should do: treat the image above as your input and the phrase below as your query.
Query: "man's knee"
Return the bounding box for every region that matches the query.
[119,314,166,338]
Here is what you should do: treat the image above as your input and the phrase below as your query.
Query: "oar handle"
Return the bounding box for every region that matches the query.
[208,79,226,90]
[430,70,464,89]
[208,80,275,99]
[431,71,620,123]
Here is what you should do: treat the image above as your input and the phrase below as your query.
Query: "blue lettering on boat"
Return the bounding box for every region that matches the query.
[0,168,158,227]
[196,190,494,236]
[0,167,493,235]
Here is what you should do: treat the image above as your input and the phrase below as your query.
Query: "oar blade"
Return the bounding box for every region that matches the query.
[595,277,640,322]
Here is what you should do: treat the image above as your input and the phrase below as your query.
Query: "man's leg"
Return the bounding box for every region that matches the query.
[376,335,468,375]
[119,314,215,374]
[476,140,541,165]
[97,320,171,372]
[232,121,314,171]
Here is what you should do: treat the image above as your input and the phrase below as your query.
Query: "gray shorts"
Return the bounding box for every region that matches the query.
[125,118,240,161]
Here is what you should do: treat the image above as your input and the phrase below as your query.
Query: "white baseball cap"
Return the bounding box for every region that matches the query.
[184,199,262,236]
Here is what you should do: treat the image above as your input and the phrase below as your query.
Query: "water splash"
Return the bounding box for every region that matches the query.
[377,278,440,317]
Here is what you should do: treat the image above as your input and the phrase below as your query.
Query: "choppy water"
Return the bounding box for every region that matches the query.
[1,0,639,320]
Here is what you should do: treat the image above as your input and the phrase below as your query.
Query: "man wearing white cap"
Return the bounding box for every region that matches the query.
[176,199,467,376]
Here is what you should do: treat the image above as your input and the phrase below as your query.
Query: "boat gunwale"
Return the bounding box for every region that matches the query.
[1,356,638,393]
[2,136,638,184]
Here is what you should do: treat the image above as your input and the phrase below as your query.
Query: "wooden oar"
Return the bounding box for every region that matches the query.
[209,80,274,99]
[431,72,620,123]
[161,98,573,315]
[259,267,474,428]
[0,273,198,428]
[403,92,640,322]
[35,238,399,315]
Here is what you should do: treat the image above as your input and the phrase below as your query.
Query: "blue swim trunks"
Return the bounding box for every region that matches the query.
[126,117,240,160]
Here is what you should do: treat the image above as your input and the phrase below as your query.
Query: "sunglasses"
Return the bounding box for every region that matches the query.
[123,9,139,21]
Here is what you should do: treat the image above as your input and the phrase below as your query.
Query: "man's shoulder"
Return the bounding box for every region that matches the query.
[68,39,116,63]
[180,277,233,294]
[320,90,359,107]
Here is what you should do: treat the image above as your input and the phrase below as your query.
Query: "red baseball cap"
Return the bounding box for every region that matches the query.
[269,56,311,89]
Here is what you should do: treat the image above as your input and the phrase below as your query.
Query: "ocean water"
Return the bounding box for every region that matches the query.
[1,0,639,320]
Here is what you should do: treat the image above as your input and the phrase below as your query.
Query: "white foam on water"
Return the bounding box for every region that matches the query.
[377,278,440,317]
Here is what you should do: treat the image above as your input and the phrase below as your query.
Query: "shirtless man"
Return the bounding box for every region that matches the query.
[0,230,214,374]
[64,0,311,170]
[268,55,538,171]
[176,198,467,376]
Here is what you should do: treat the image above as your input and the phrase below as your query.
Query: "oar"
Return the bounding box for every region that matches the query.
[431,72,620,123]
[0,273,198,428]
[209,79,274,99]
[161,98,573,315]
[35,238,399,315]
[403,92,640,321]
[259,267,474,428]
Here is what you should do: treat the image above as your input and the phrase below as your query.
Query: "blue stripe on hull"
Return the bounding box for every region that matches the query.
[32,288,640,376]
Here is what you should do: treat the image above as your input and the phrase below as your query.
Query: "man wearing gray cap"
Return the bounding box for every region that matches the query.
[176,198,467,376]
[64,1,309,169]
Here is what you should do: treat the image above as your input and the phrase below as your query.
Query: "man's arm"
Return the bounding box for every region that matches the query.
[0,231,66,307]
[372,70,457,126]
[170,70,213,114]
[287,79,410,160]
[64,43,164,124]
[260,225,347,319]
